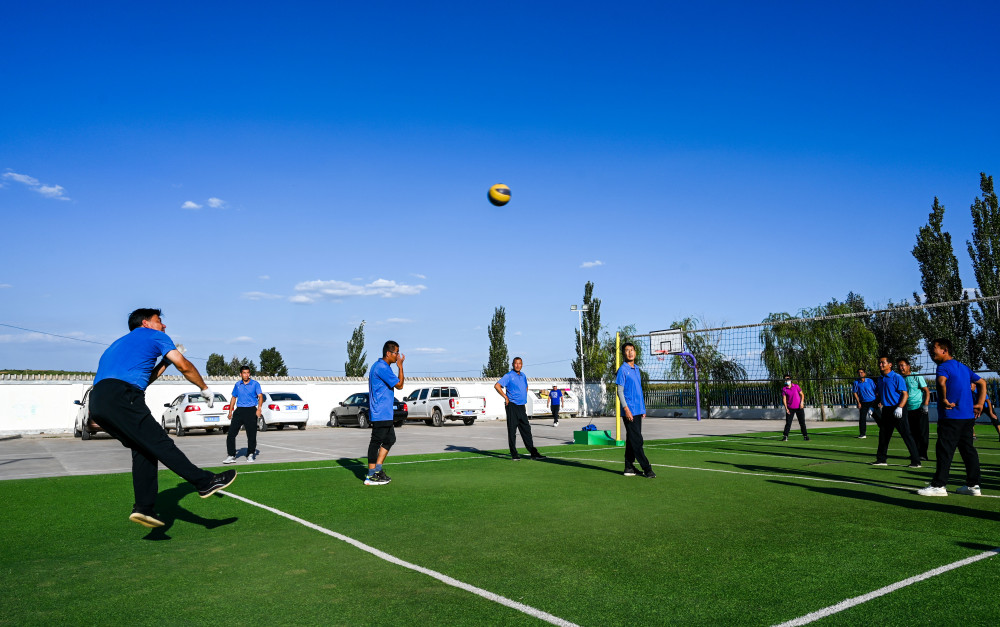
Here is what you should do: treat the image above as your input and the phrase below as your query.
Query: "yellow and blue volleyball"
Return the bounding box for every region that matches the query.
[488,183,511,207]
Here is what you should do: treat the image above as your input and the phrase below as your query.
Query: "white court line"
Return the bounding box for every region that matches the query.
[219,489,580,627]
[237,454,492,474]
[771,548,1000,626]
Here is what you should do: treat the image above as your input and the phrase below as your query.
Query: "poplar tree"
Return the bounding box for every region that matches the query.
[572,281,607,381]
[345,321,368,377]
[967,173,1000,372]
[482,306,509,378]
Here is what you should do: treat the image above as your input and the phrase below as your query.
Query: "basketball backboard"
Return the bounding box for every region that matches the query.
[649,328,684,355]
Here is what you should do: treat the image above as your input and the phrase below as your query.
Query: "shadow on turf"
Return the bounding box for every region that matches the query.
[444,445,623,475]
[143,483,238,541]
[769,480,998,521]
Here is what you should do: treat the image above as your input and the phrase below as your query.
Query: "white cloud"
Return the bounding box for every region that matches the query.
[385,317,413,323]
[292,278,427,302]
[410,347,446,354]
[0,283,11,288]
[580,260,604,268]
[207,197,226,208]
[258,275,270,280]
[181,201,202,210]
[411,273,427,279]
[3,170,70,200]
[228,336,254,343]
[242,291,283,301]
[0,331,95,344]
[513,331,523,336]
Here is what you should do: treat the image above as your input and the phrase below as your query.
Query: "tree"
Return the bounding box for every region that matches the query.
[206,353,227,376]
[967,172,1000,372]
[482,306,509,378]
[667,317,748,383]
[572,281,608,382]
[259,347,289,377]
[228,355,256,376]
[845,293,922,368]
[345,321,368,377]
[912,197,978,366]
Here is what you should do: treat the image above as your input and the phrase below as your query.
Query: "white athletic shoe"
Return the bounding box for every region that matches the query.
[957,485,982,496]
[246,453,256,463]
[857,435,867,439]
[222,456,237,464]
[916,485,948,497]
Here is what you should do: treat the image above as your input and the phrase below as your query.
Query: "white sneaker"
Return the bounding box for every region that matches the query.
[222,456,237,464]
[957,485,982,496]
[246,453,256,463]
[916,485,948,497]
[857,435,867,439]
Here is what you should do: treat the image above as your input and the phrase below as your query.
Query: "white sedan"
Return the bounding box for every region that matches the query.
[258,392,309,431]
[526,388,580,418]
[161,392,231,436]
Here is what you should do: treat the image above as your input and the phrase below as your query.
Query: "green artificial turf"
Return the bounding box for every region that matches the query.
[1,425,998,626]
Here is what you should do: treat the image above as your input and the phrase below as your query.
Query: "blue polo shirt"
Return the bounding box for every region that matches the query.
[231,379,263,407]
[498,370,528,405]
[368,358,400,423]
[852,378,876,402]
[616,362,646,415]
[936,359,981,419]
[876,371,908,407]
[94,327,177,392]
[549,389,563,406]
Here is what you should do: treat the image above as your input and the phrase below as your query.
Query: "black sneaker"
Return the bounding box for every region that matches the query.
[803,436,810,441]
[623,466,638,477]
[870,461,888,467]
[530,453,546,460]
[129,508,164,528]
[781,436,789,441]
[907,462,922,469]
[199,469,237,498]
[643,469,657,479]
[511,454,521,461]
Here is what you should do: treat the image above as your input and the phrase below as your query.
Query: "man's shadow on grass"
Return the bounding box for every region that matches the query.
[444,445,623,476]
[143,483,238,541]
[333,457,369,481]
[768,479,999,522]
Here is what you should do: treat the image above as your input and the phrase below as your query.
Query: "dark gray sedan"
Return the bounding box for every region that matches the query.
[329,393,407,428]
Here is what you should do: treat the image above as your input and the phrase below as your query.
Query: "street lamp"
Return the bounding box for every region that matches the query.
[570,304,590,417]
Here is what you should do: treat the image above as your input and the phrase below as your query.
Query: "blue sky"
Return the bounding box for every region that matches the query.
[2,1,999,376]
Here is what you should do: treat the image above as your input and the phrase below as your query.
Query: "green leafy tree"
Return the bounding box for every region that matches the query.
[228,356,256,376]
[345,321,368,377]
[482,306,509,378]
[600,324,649,412]
[912,197,979,366]
[572,281,608,382]
[845,293,922,368]
[259,347,289,377]
[667,317,748,383]
[206,353,227,376]
[967,172,1000,372]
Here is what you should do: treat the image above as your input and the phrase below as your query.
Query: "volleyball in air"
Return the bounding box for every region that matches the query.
[488,184,511,207]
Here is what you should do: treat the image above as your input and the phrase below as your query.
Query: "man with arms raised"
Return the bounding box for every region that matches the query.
[495,357,545,460]
[917,338,986,497]
[616,342,654,478]
[364,340,405,486]
[89,308,236,528]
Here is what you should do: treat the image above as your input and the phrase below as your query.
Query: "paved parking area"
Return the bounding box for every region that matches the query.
[0,416,819,480]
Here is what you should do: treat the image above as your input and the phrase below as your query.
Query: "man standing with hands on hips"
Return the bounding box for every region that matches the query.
[616,342,654,478]
[224,366,263,464]
[495,357,545,460]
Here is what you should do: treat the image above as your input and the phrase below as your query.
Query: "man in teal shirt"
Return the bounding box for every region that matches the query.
[898,358,930,461]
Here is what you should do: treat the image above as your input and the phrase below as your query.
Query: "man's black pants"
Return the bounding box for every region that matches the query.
[505,403,537,456]
[623,414,651,472]
[89,379,213,511]
[227,407,258,457]
[930,418,980,488]
[550,404,560,421]
[906,406,930,459]
[368,422,397,463]
[858,400,877,436]
[875,407,921,464]
[783,408,808,438]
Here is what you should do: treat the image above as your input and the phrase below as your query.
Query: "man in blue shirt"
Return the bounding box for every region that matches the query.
[89,308,237,529]
[872,355,921,468]
[852,368,877,439]
[616,343,654,478]
[224,366,264,464]
[364,340,405,485]
[917,338,986,497]
[547,385,563,427]
[495,357,544,460]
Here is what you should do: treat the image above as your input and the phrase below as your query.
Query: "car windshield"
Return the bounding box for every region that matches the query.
[191,393,227,402]
[270,393,303,401]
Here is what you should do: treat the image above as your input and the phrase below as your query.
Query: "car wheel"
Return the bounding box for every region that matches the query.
[394,419,404,428]
[276,424,285,430]
[221,426,229,434]
[432,408,444,427]
[74,423,82,438]
[175,417,186,436]
[424,419,433,426]
[258,417,268,432]
[81,426,92,440]
[297,423,306,430]
[358,412,369,429]
[330,413,341,427]
[463,417,476,426]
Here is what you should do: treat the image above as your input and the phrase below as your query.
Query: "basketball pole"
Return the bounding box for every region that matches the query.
[616,331,622,441]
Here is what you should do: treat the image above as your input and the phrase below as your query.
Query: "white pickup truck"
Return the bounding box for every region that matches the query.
[403,386,486,426]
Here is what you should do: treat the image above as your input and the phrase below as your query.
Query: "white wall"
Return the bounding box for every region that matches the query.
[0,376,603,434]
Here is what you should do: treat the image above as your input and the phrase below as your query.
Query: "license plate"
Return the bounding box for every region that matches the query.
[205,416,220,422]
[285,405,297,411]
